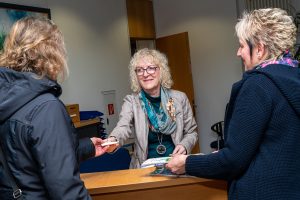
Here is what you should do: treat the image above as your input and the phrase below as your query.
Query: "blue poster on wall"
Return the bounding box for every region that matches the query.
[0,2,51,50]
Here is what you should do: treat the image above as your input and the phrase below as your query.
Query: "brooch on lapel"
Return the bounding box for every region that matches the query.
[166,98,176,121]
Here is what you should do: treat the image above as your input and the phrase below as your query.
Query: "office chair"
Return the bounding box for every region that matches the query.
[80,147,131,173]
[210,121,224,151]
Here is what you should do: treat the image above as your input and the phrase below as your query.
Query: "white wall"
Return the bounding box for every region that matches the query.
[153,0,243,153]
[49,0,131,114]
[1,0,132,118]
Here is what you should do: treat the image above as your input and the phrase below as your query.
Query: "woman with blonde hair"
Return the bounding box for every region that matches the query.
[167,8,300,199]
[0,17,108,199]
[106,48,198,168]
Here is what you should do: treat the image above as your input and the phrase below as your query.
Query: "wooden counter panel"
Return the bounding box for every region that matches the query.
[81,168,227,200]
[91,183,226,200]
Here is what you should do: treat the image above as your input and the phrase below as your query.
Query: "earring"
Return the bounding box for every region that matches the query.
[257,52,261,60]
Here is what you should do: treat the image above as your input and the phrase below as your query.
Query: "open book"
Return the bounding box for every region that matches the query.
[148,164,192,177]
[142,153,205,177]
[141,156,171,168]
[141,153,205,168]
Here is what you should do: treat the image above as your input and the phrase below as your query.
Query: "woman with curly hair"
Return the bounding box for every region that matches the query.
[167,8,300,199]
[0,17,109,199]
[106,48,198,168]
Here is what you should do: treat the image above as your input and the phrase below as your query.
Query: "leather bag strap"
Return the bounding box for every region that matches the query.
[0,144,23,199]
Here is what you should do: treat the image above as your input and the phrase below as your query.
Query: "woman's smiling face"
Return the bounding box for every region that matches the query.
[135,57,161,97]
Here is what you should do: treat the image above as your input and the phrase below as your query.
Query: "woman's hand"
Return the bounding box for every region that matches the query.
[90,137,109,157]
[172,144,187,155]
[103,136,120,153]
[166,154,188,174]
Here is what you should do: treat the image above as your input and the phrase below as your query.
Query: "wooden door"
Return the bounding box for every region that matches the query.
[126,0,156,38]
[156,32,195,110]
[156,32,199,153]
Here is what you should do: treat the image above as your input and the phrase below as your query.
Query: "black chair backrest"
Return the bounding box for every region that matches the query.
[211,121,224,139]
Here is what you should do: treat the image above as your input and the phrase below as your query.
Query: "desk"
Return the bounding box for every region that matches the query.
[81,167,227,200]
[74,118,101,138]
[74,118,101,128]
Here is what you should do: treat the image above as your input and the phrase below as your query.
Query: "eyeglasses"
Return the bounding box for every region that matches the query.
[135,65,159,76]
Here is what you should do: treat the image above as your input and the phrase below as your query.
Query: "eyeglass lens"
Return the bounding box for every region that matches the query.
[135,66,157,75]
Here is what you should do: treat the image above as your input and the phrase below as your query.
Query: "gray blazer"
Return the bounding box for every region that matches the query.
[110,89,198,168]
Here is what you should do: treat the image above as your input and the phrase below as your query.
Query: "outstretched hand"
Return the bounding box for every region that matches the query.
[165,154,188,174]
[103,137,120,153]
[172,144,187,155]
[90,137,109,157]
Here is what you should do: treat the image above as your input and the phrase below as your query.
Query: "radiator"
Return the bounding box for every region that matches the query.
[244,0,292,14]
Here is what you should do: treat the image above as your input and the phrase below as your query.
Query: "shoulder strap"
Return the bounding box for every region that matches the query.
[0,145,23,199]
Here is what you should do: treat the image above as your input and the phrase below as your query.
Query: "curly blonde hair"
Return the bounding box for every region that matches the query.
[129,48,173,93]
[0,16,68,82]
[235,8,296,59]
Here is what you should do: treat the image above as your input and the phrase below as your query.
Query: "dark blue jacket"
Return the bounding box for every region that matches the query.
[186,64,300,199]
[0,67,94,199]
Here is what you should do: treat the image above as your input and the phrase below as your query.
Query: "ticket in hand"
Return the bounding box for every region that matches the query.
[101,141,119,147]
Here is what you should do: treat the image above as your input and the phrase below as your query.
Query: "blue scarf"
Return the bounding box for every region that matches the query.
[139,87,177,135]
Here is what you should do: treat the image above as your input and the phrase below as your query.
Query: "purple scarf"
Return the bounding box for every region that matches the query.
[256,50,299,69]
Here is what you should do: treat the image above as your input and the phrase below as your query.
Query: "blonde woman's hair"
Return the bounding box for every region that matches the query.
[129,48,173,93]
[235,8,297,59]
[0,16,68,82]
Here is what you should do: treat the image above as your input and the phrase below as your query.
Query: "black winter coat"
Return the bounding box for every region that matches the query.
[0,67,94,199]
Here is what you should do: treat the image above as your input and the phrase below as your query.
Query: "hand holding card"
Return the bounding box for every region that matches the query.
[101,137,119,153]
[101,141,119,147]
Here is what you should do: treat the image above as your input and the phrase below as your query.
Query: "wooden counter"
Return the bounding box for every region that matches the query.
[81,167,227,200]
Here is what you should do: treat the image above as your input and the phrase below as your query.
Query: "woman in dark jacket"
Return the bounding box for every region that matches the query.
[166,8,300,200]
[0,17,108,199]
